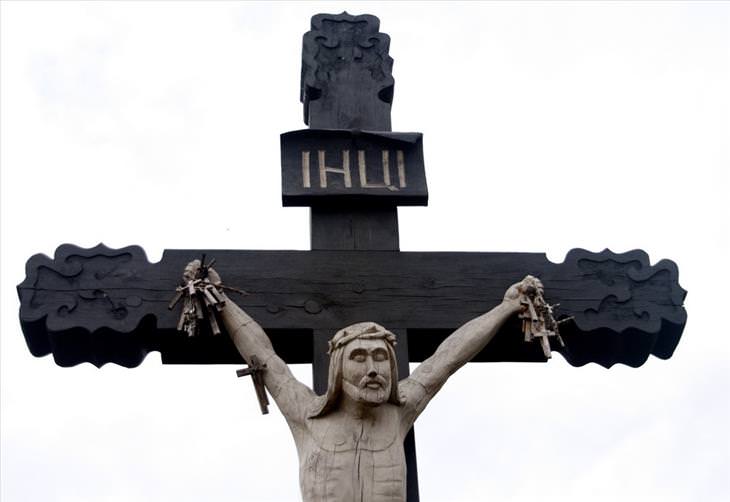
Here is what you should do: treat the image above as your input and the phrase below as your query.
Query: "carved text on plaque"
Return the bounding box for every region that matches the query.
[301,149,406,190]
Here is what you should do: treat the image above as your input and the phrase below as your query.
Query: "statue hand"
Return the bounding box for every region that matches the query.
[503,275,544,312]
[183,259,222,285]
[174,259,227,337]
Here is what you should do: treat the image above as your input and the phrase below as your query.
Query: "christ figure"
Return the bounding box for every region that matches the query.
[183,261,542,502]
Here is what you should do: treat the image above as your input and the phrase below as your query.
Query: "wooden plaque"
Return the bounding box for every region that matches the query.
[281,129,428,207]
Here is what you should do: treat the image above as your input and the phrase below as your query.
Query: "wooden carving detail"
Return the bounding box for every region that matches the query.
[18,245,686,369]
[17,243,172,367]
[301,12,394,130]
[551,248,686,367]
[569,249,686,332]
[18,243,164,330]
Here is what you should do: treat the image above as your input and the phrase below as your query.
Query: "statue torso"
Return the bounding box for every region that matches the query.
[291,404,407,502]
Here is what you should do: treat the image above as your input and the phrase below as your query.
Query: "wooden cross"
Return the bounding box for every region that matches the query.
[17,12,686,502]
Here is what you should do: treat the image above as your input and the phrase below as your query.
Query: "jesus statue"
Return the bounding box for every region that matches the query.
[183,260,543,502]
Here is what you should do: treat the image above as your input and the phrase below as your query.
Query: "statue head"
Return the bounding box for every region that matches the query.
[309,322,401,418]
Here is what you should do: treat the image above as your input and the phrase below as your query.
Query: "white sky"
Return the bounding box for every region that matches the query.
[1,2,728,501]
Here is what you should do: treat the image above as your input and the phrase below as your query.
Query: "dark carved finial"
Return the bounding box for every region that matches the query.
[301,12,394,131]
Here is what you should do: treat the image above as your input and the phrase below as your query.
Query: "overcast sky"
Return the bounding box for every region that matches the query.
[2,2,728,501]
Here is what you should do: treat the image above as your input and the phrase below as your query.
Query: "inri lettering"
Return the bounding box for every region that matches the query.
[301,150,406,190]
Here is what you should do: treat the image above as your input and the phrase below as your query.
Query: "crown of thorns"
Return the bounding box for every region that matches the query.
[327,323,397,355]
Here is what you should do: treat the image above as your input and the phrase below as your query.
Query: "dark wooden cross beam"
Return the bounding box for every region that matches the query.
[17,12,687,502]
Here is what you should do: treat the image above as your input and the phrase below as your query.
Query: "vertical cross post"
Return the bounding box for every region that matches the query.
[297,12,421,501]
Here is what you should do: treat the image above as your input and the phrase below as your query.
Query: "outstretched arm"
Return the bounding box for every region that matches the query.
[183,261,315,422]
[399,276,541,429]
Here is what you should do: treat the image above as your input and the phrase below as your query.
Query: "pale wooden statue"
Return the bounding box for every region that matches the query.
[183,261,542,502]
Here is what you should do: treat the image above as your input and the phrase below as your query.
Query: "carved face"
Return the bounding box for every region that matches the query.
[341,338,392,407]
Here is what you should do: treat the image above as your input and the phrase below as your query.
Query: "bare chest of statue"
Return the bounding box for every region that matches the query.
[291,405,406,502]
